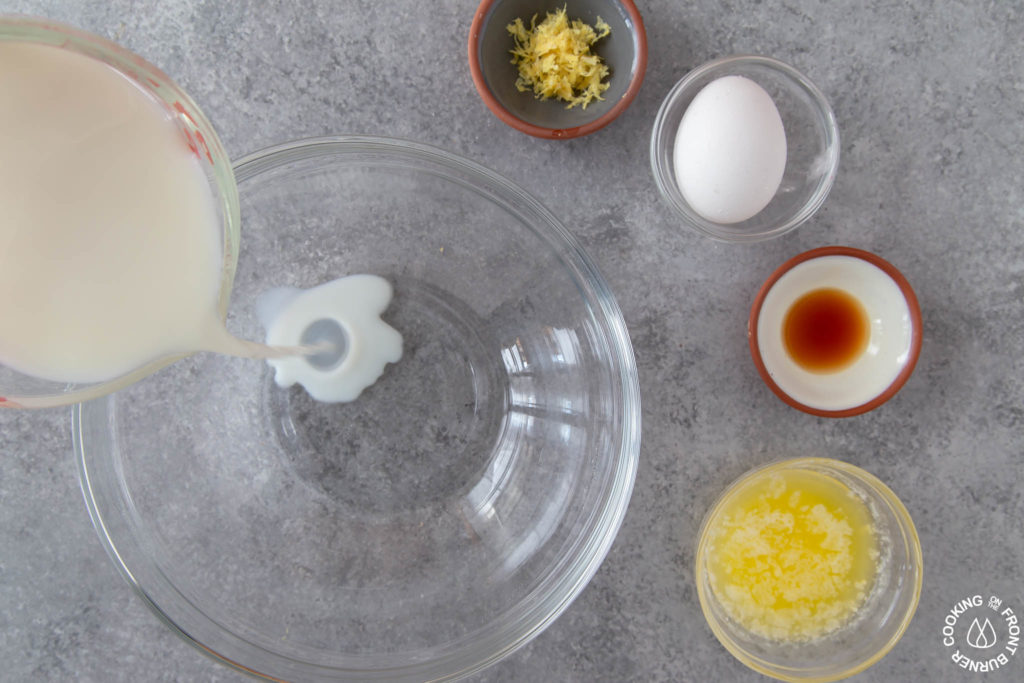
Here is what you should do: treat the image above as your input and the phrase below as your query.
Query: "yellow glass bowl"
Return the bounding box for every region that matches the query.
[695,458,923,682]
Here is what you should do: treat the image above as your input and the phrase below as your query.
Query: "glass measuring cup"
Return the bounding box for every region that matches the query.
[0,16,240,408]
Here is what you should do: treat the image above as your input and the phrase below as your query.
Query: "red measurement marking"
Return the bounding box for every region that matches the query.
[192,129,213,164]
[173,101,197,125]
[172,102,213,164]
[181,128,199,159]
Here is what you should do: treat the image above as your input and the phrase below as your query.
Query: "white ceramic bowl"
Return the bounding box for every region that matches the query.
[749,247,922,417]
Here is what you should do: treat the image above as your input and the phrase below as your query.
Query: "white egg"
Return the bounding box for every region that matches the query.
[673,75,787,224]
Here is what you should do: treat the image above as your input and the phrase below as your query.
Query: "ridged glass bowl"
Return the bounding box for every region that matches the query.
[75,136,641,681]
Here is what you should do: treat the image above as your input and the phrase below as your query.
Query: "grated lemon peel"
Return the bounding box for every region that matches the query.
[506,6,611,110]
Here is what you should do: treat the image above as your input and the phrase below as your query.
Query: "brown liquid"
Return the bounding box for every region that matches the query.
[783,288,869,373]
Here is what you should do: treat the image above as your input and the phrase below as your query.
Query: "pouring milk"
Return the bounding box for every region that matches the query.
[0,42,400,398]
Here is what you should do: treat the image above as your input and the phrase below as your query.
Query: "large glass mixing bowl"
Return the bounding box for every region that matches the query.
[75,137,641,681]
[0,16,239,408]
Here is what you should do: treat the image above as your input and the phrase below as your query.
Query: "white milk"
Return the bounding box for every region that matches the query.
[0,42,274,384]
[260,275,403,403]
[0,42,399,402]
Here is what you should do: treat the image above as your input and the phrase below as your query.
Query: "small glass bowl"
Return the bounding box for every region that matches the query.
[695,458,923,682]
[650,55,839,242]
[0,16,239,408]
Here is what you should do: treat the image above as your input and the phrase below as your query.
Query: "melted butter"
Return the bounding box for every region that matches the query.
[706,469,878,641]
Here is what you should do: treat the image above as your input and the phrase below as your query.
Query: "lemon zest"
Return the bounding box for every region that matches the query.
[506,6,611,110]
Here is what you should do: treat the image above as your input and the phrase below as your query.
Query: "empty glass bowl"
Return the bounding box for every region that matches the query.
[650,55,839,242]
[75,136,641,681]
[0,16,239,408]
[695,458,923,681]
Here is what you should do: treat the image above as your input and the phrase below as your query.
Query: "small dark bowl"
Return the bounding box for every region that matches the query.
[468,0,647,139]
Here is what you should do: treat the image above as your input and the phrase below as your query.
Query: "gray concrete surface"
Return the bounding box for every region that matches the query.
[2,1,1023,681]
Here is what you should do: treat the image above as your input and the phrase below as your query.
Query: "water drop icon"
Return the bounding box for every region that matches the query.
[966,617,998,649]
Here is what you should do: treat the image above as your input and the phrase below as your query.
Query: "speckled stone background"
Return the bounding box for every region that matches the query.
[2,1,1023,681]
